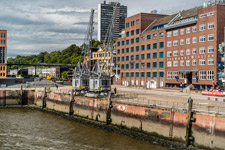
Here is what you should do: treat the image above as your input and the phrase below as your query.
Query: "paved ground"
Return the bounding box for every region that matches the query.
[111,85,225,114]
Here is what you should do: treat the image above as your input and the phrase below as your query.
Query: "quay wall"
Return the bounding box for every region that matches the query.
[1,88,225,149]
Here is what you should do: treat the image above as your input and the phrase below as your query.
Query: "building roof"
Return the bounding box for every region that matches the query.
[142,7,200,34]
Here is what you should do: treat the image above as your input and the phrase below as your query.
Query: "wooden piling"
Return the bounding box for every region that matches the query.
[42,87,47,108]
[69,89,75,116]
[106,92,112,125]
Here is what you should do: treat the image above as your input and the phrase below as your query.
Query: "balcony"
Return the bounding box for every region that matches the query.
[165,16,198,30]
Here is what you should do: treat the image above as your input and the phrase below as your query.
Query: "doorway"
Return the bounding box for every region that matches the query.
[186,72,192,85]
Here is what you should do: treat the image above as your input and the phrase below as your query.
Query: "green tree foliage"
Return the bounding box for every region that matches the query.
[7,41,102,70]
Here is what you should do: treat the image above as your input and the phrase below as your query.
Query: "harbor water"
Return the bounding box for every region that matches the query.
[0,109,167,150]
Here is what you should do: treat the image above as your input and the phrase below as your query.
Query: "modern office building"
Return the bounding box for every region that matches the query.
[116,1,225,89]
[0,29,7,78]
[98,1,127,41]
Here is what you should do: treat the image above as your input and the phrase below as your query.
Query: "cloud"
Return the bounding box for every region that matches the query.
[0,0,208,58]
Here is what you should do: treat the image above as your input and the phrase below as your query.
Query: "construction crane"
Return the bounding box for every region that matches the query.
[72,9,95,92]
[89,3,119,94]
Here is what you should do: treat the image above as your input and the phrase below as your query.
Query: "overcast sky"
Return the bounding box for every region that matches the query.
[0,0,207,57]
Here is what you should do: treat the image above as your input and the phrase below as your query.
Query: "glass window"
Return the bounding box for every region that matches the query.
[126,56,129,61]
[117,57,120,62]
[131,30,134,35]
[199,71,206,80]
[159,62,164,68]
[136,72,139,77]
[173,40,178,46]
[180,60,184,66]
[131,63,134,69]
[186,49,190,55]
[180,50,184,56]
[192,26,197,32]
[147,44,151,50]
[167,71,172,79]
[122,64,124,69]
[167,41,172,47]
[167,51,172,57]
[141,72,145,77]
[208,58,214,65]
[199,59,206,65]
[131,47,134,52]
[147,72,151,77]
[126,48,129,53]
[200,24,205,31]
[153,72,157,77]
[192,59,197,66]
[136,55,139,60]
[126,64,129,69]
[173,30,178,36]
[126,32,129,37]
[160,72,164,77]
[160,52,164,58]
[208,46,214,53]
[141,45,145,51]
[153,53,157,58]
[153,34,157,39]
[186,27,190,34]
[122,56,124,61]
[167,61,172,67]
[131,72,134,77]
[126,40,129,45]
[117,49,120,54]
[173,61,178,67]
[136,63,139,69]
[180,39,184,45]
[122,49,124,53]
[192,37,197,43]
[180,29,184,35]
[160,42,164,48]
[207,71,214,80]
[147,53,151,59]
[131,39,134,44]
[131,55,134,60]
[147,35,151,40]
[136,38,139,43]
[117,42,120,46]
[153,43,157,49]
[186,60,190,66]
[192,48,197,54]
[160,32,164,38]
[173,51,178,56]
[136,46,139,51]
[199,35,206,42]
[199,47,205,54]
[167,32,172,37]
[208,22,214,29]
[186,38,190,44]
[208,34,214,41]
[141,54,145,60]
[147,63,151,68]
[153,62,157,68]
[136,29,140,34]
[122,41,124,45]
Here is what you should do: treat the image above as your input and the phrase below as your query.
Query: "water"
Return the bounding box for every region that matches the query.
[0,109,168,150]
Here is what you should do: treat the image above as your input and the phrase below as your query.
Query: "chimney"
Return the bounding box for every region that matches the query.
[150,10,157,14]
[103,0,106,4]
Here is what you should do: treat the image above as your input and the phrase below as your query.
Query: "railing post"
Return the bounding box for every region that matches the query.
[42,87,47,108]
[186,97,196,147]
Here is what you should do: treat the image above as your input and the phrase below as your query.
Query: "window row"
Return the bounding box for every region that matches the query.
[167,22,214,37]
[0,33,6,38]
[117,52,164,61]
[199,11,214,18]
[167,46,214,57]
[0,40,6,44]
[167,34,214,47]
[121,62,164,69]
[167,70,214,80]
[126,19,140,28]
[167,58,214,67]
[93,52,111,58]
[125,29,140,37]
[122,72,164,78]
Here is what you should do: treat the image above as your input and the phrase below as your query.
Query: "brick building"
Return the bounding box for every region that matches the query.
[116,1,225,89]
[0,29,7,78]
[116,13,167,88]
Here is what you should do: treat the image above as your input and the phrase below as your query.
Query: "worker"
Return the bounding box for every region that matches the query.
[55,84,58,90]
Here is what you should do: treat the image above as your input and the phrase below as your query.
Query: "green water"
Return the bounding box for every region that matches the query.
[0,109,168,150]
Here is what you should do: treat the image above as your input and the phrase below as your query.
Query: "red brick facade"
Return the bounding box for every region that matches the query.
[0,29,7,78]
[116,4,225,89]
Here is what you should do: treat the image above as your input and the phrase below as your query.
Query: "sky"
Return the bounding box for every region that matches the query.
[0,0,207,58]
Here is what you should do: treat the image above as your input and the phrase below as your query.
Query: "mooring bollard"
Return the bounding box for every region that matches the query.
[42,87,47,108]
[106,92,113,125]
[19,85,24,105]
[69,89,75,116]
[186,97,196,147]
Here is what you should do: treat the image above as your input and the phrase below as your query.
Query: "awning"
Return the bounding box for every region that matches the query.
[178,68,199,72]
